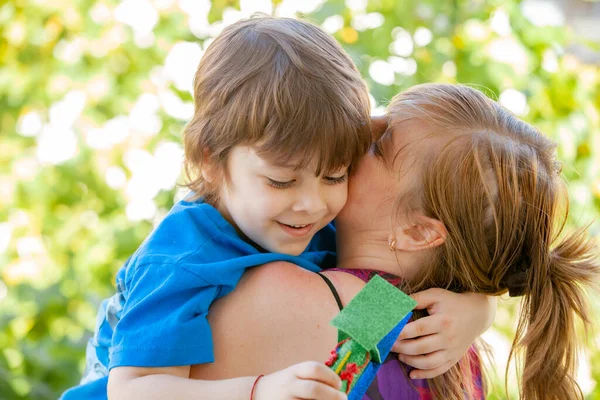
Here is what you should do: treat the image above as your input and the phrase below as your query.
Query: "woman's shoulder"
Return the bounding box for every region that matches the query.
[239,262,344,316]
[198,262,368,377]
[244,262,367,309]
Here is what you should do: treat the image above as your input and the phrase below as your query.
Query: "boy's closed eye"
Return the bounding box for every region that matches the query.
[267,177,296,189]
[266,173,348,189]
[323,174,347,185]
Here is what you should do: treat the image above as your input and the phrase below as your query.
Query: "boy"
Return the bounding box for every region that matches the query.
[61,14,371,400]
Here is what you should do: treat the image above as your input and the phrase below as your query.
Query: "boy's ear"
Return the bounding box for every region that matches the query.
[392,215,447,252]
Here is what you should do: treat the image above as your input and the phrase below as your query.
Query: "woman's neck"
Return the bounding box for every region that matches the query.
[335,225,420,279]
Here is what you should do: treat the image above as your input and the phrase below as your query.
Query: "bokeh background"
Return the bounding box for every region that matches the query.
[1,0,599,398]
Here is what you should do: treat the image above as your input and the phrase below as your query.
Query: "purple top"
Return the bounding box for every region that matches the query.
[327,268,485,400]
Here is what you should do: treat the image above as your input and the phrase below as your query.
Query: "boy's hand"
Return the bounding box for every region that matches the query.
[392,289,496,379]
[254,361,347,400]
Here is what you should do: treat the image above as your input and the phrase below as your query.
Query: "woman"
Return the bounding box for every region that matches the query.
[190,84,599,399]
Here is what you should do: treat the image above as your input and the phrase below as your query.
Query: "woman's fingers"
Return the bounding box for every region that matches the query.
[398,350,448,371]
[394,333,445,356]
[396,314,442,342]
[410,288,445,311]
[407,360,455,380]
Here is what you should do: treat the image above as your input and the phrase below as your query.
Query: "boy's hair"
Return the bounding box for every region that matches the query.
[386,83,599,400]
[183,14,371,204]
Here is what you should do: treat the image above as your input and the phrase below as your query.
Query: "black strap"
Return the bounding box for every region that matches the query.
[317,272,343,311]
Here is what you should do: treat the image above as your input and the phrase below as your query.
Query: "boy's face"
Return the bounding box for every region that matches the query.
[217,146,348,255]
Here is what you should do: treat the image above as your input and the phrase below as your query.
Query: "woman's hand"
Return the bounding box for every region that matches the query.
[392,289,497,379]
[253,361,347,400]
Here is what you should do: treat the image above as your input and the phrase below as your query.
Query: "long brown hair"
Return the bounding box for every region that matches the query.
[183,14,371,205]
[386,84,599,399]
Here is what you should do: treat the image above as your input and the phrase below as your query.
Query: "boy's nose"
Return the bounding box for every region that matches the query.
[291,190,327,215]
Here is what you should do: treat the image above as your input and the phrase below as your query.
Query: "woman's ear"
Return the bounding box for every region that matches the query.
[392,215,447,252]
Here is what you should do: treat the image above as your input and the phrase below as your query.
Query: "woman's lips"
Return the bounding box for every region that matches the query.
[277,222,315,237]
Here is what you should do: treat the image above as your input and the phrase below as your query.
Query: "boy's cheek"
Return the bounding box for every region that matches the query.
[252,190,287,212]
[329,184,349,216]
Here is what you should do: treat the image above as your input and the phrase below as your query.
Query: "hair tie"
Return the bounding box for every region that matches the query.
[501,268,529,297]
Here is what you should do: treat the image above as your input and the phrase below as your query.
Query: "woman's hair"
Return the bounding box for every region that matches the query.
[386,83,599,399]
[183,14,371,204]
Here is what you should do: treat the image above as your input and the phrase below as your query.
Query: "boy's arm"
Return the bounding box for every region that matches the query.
[107,366,258,400]
[108,363,346,400]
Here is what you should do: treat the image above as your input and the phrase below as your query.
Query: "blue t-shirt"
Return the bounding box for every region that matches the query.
[61,198,336,400]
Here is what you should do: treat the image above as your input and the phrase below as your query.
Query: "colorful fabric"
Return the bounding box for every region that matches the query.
[327,268,485,400]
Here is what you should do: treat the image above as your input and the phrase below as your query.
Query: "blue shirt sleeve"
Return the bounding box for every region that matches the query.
[109,262,216,369]
[107,200,335,370]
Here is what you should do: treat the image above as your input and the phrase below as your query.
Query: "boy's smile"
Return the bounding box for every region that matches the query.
[217,146,348,255]
[276,222,315,237]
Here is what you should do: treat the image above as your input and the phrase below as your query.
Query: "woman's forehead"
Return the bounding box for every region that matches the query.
[390,118,433,145]
[389,118,450,158]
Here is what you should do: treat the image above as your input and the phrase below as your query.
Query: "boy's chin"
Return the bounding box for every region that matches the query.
[264,241,309,256]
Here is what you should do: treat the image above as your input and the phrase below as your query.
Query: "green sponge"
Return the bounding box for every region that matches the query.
[330,274,417,362]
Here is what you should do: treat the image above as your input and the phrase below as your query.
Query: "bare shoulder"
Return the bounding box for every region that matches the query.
[239,263,368,316]
[242,261,322,292]
[242,262,367,298]
[234,262,342,337]
[192,262,342,379]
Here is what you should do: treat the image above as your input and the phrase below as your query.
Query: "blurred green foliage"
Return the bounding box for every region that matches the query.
[1,0,599,398]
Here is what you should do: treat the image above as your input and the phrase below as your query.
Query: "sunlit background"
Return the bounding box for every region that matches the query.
[1,0,599,398]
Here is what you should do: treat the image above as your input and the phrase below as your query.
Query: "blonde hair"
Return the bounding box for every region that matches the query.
[386,84,600,399]
[183,14,371,204]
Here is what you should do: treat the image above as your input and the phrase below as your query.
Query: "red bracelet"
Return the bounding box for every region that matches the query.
[250,375,264,400]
